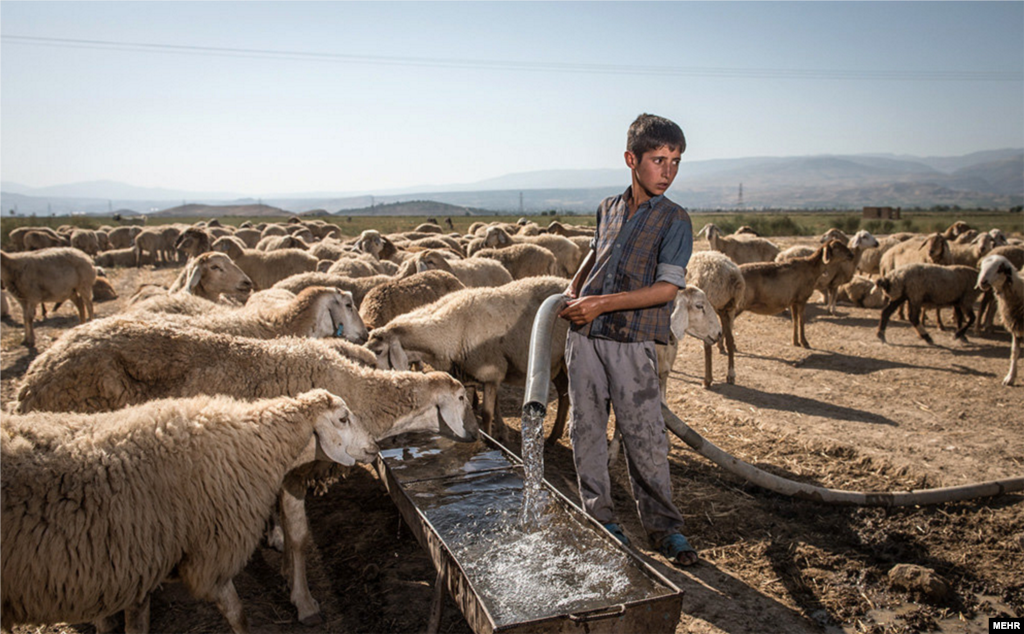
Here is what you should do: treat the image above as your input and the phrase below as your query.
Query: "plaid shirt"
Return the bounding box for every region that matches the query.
[573,187,693,344]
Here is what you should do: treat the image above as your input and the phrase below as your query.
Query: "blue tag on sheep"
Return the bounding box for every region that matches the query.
[334,323,345,338]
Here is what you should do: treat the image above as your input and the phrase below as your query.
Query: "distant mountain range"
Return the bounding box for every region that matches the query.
[2,149,1021,217]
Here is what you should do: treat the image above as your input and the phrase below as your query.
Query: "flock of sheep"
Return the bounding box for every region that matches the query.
[1,213,1022,633]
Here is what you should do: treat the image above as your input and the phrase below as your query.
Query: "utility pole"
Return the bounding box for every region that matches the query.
[519,192,524,215]
[737,183,744,210]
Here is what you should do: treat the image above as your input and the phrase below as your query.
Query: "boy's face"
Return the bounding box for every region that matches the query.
[625,145,682,198]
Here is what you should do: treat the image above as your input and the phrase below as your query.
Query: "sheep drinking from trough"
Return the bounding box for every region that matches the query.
[976,255,1024,386]
[12,319,478,624]
[738,240,854,348]
[365,275,571,441]
[1,390,378,634]
[0,247,97,346]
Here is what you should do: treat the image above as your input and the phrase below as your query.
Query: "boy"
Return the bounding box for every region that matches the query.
[558,113,697,566]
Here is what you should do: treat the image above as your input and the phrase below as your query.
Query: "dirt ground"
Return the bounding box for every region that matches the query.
[2,240,1021,634]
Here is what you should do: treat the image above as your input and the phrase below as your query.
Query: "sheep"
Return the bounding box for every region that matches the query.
[273,272,392,307]
[12,320,479,624]
[819,228,849,244]
[133,286,368,343]
[941,220,972,241]
[546,220,594,238]
[817,230,880,315]
[734,226,761,237]
[257,234,309,252]
[697,223,780,264]
[94,247,139,268]
[326,254,389,278]
[0,247,96,346]
[125,251,254,308]
[261,223,289,238]
[685,250,746,386]
[70,229,100,255]
[23,229,69,250]
[233,227,263,248]
[949,232,994,267]
[517,234,583,278]
[989,228,1009,247]
[835,275,886,309]
[212,236,319,290]
[7,226,43,251]
[738,240,854,348]
[366,275,571,440]
[414,222,444,234]
[174,226,214,260]
[107,225,142,249]
[975,255,1023,386]
[308,237,353,261]
[875,264,981,345]
[857,234,913,277]
[1,390,377,634]
[359,270,465,330]
[474,243,558,279]
[775,245,816,262]
[399,249,514,288]
[878,233,952,276]
[655,286,723,398]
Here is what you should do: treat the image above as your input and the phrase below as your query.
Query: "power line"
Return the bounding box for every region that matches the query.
[2,34,1021,82]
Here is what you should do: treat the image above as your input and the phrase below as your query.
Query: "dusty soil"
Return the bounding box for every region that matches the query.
[2,241,1021,634]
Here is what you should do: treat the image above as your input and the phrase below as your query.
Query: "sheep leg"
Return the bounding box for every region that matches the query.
[279,479,322,625]
[934,308,946,331]
[723,312,737,384]
[907,302,933,345]
[70,290,87,324]
[19,299,36,347]
[482,382,502,441]
[124,594,151,634]
[212,579,249,634]
[702,341,714,388]
[877,297,906,343]
[953,304,974,343]
[793,302,810,348]
[1005,332,1019,386]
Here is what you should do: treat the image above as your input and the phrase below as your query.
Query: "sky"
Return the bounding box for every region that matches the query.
[1,1,1022,196]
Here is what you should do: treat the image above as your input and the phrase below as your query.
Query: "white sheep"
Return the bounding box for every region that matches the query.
[697,223,780,264]
[399,249,514,288]
[212,236,319,290]
[655,285,724,397]
[127,251,254,307]
[94,246,139,268]
[326,254,390,278]
[13,320,478,624]
[738,240,854,348]
[976,255,1023,386]
[69,229,100,256]
[0,247,97,346]
[132,285,369,343]
[685,250,746,386]
[878,233,953,276]
[473,243,558,279]
[1,390,377,634]
[949,232,994,267]
[366,275,570,440]
[257,234,309,252]
[273,272,392,307]
[359,269,465,330]
[875,264,981,345]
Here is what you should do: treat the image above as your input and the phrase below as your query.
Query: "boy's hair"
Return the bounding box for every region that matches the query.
[627,113,686,158]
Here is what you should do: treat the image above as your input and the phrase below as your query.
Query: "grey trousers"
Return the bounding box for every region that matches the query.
[565,330,686,545]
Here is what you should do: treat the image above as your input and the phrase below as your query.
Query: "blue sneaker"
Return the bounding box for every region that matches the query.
[602,523,631,547]
[658,533,698,567]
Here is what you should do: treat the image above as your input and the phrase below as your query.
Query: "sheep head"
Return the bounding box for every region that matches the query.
[308,288,368,343]
[672,286,722,345]
[976,255,1016,292]
[183,252,253,298]
[305,390,379,466]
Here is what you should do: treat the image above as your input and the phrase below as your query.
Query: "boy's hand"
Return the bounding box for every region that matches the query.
[559,296,606,325]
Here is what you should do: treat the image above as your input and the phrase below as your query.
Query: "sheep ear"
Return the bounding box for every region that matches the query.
[186,263,203,291]
[822,243,832,265]
[388,339,410,371]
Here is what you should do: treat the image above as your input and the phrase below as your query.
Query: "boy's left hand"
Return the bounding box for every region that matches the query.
[559,297,605,325]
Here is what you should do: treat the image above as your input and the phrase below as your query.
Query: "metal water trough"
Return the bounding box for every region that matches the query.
[375,431,684,634]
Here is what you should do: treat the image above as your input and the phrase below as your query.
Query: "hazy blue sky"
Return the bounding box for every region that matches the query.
[2,1,1022,195]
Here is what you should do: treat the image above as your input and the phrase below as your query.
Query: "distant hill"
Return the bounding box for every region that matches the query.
[339,200,490,217]
[3,149,1020,217]
[150,203,293,218]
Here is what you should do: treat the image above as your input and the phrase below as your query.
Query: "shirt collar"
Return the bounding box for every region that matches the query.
[622,186,663,212]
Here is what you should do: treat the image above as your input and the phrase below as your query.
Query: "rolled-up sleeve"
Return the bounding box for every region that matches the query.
[655,216,693,288]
